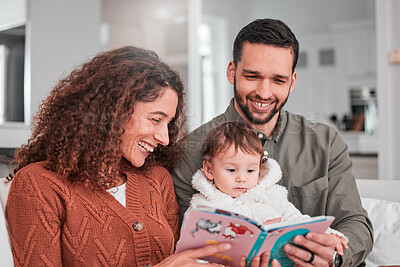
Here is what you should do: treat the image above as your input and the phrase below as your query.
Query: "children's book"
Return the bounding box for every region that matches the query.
[175,205,334,267]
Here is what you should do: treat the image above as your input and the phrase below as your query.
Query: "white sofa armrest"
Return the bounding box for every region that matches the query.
[356,179,400,266]
[0,178,13,266]
[356,179,400,202]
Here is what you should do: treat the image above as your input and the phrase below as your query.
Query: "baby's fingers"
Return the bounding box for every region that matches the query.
[341,238,348,250]
[335,241,344,256]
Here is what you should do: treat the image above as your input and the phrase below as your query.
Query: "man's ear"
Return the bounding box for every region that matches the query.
[289,70,297,93]
[226,60,236,85]
[203,160,214,181]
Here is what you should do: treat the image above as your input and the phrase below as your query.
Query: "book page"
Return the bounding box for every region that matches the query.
[175,209,262,266]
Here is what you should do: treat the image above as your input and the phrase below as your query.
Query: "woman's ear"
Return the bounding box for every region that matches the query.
[203,160,214,181]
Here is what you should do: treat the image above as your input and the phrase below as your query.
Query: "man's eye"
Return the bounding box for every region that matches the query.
[275,78,285,84]
[245,75,257,80]
[152,118,161,123]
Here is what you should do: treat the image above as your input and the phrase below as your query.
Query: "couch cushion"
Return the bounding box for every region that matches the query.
[362,197,400,266]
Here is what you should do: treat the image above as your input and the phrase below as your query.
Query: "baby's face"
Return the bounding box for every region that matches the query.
[203,145,260,198]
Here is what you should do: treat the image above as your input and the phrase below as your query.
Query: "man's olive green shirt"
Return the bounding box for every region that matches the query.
[171,99,373,266]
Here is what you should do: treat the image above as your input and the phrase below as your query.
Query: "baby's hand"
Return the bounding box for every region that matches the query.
[330,233,348,256]
[262,217,282,225]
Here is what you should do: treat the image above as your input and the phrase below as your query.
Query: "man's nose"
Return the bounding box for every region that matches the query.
[256,79,273,99]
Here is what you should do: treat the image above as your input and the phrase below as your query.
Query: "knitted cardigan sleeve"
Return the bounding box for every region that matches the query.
[6,165,66,266]
[159,168,180,243]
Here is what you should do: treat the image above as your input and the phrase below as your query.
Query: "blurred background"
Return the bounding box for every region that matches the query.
[0,0,399,181]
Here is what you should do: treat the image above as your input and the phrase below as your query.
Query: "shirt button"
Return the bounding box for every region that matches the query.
[258,133,264,139]
[133,221,144,231]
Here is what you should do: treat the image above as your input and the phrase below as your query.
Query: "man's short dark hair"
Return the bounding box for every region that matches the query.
[233,18,299,73]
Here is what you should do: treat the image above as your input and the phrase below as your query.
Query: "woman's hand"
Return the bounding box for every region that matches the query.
[283,232,337,266]
[155,243,232,266]
[239,252,281,267]
[157,244,282,267]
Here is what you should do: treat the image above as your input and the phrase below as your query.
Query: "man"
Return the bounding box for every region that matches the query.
[172,18,373,266]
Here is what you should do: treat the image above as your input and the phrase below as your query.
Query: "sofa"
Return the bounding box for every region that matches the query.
[355,179,400,267]
[0,178,13,267]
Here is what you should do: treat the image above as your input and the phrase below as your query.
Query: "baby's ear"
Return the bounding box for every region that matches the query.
[203,160,214,181]
[259,160,270,178]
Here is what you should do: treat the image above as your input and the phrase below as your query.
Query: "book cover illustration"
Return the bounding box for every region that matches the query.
[175,205,334,267]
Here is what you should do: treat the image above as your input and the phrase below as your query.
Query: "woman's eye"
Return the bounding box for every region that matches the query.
[152,118,161,123]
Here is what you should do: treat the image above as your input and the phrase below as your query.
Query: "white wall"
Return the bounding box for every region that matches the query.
[376,0,400,180]
[202,0,375,60]
[102,0,187,60]
[28,0,102,123]
[0,0,102,148]
[0,0,26,31]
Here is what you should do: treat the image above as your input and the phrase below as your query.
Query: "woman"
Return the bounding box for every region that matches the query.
[5,46,237,267]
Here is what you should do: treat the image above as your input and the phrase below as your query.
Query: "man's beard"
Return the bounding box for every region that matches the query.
[233,80,290,125]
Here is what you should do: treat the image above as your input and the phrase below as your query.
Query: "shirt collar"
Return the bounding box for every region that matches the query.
[270,109,287,142]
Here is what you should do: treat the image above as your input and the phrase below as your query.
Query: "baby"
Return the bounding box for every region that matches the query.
[181,121,348,255]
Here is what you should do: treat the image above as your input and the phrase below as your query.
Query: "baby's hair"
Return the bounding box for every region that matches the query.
[201,121,263,163]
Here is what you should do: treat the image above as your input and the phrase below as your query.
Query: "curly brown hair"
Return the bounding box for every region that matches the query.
[9,46,186,189]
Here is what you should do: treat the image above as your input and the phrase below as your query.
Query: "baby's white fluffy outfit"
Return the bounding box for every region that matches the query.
[182,158,347,240]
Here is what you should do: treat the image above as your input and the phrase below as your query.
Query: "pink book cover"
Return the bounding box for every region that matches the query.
[175,205,334,267]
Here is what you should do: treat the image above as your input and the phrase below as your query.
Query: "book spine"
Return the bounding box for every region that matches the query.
[246,231,268,267]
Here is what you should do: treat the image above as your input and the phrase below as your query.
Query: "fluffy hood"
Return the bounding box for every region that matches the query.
[191,157,282,203]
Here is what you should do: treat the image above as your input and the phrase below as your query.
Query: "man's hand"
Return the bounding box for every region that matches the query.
[283,232,337,266]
